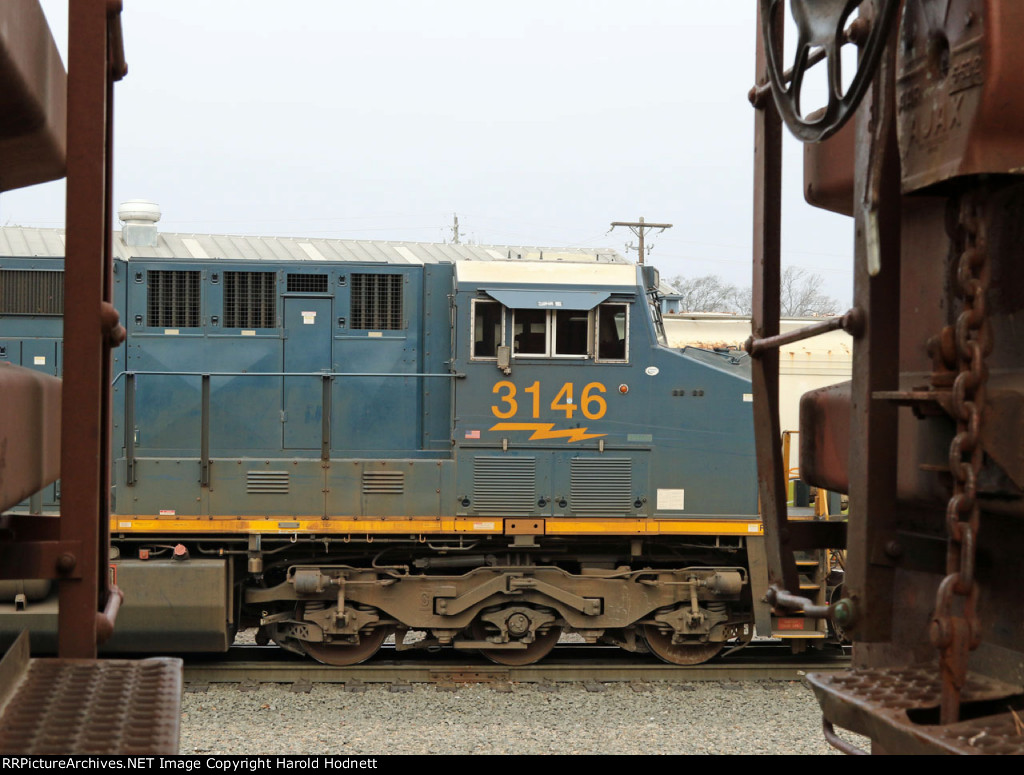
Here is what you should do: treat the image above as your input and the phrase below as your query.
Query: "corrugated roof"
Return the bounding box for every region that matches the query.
[0,227,65,258]
[0,226,628,265]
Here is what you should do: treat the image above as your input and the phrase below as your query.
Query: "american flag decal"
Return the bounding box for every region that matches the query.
[464,430,481,439]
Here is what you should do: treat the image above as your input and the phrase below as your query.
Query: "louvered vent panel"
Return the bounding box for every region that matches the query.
[473,457,536,516]
[246,470,289,494]
[362,470,405,494]
[287,274,329,293]
[570,458,633,516]
[224,271,276,328]
[147,270,201,327]
[0,270,64,315]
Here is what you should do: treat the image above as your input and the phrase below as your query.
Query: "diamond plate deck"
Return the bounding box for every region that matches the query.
[807,664,1024,754]
[0,632,182,754]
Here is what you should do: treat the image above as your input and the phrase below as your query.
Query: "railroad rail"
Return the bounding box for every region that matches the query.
[182,642,850,687]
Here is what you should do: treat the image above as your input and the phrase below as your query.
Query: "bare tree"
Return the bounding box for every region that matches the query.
[669,274,744,313]
[668,268,837,317]
[726,284,752,316]
[778,266,838,317]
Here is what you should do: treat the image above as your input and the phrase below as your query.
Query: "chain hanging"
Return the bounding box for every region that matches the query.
[929,191,993,725]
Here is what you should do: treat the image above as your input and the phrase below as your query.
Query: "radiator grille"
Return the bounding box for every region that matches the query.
[287,274,329,294]
[472,457,536,516]
[570,458,633,516]
[147,270,201,327]
[350,273,403,330]
[362,470,405,495]
[246,470,289,494]
[0,270,64,315]
[224,271,276,328]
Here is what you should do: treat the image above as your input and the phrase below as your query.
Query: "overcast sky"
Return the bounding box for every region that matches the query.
[4,1,853,305]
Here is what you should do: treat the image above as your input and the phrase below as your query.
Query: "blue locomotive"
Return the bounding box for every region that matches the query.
[0,220,811,664]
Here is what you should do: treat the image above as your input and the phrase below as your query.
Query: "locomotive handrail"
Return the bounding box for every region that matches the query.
[111,369,464,385]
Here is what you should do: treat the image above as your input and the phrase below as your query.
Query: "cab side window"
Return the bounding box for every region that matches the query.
[487,302,627,361]
[472,300,504,359]
[512,309,548,356]
[596,303,628,362]
[553,309,589,356]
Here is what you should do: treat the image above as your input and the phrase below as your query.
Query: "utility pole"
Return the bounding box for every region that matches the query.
[609,216,673,264]
[451,213,461,245]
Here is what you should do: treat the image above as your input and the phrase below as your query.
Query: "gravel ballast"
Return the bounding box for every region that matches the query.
[179,680,868,755]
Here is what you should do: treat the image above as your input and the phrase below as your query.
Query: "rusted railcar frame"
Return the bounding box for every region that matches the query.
[57,0,127,658]
[749,0,904,639]
[753,0,1024,754]
[0,368,62,511]
[844,15,902,647]
[0,5,68,517]
[0,0,68,192]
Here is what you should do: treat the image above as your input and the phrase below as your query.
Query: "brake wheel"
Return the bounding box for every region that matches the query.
[759,0,900,142]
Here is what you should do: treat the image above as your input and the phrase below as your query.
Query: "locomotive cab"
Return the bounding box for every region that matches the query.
[450,260,758,524]
[425,259,764,664]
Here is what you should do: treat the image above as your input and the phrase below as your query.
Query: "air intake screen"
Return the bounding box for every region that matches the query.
[224,271,276,328]
[0,270,64,315]
[472,457,536,516]
[287,274,329,293]
[147,270,201,327]
[350,273,403,330]
[570,458,633,516]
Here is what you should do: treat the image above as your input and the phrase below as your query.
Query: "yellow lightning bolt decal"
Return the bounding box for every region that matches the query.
[488,423,605,443]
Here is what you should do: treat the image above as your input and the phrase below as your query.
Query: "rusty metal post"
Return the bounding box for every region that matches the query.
[59,0,126,658]
[845,11,901,649]
[750,3,798,597]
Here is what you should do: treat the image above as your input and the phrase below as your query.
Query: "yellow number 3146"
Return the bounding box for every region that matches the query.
[491,381,607,420]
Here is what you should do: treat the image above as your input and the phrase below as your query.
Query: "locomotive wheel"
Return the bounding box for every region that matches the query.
[472,618,562,666]
[827,584,851,644]
[300,626,392,666]
[643,625,723,666]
